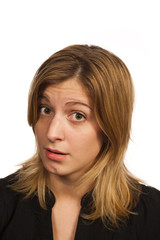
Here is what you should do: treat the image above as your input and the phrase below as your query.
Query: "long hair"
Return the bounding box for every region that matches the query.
[11,44,141,228]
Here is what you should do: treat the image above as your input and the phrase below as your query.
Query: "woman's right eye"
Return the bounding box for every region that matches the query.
[39,106,51,115]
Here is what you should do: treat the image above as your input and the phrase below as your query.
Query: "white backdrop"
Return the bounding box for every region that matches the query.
[0,0,160,189]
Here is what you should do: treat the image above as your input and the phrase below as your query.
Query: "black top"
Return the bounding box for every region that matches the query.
[0,173,160,240]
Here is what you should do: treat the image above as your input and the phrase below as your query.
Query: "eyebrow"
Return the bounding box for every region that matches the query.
[38,95,50,102]
[65,101,93,110]
[38,95,93,110]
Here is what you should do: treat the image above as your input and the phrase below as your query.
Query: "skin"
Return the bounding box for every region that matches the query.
[34,78,103,239]
[35,78,103,184]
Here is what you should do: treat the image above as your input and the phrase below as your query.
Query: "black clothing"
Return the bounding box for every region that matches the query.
[0,173,160,240]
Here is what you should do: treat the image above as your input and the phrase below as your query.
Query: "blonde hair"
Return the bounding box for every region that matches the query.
[12,45,141,228]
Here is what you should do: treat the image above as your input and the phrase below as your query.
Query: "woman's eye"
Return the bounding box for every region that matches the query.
[71,112,86,121]
[39,106,51,115]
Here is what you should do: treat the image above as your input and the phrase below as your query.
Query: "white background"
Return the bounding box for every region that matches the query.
[0,0,160,189]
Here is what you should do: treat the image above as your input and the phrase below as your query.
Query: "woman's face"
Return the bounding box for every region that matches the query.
[34,78,103,181]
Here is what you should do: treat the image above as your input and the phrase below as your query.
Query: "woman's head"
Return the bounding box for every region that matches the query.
[14,45,139,227]
[28,45,134,169]
[34,77,103,180]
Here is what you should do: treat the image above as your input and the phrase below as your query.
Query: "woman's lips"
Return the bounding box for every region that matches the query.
[45,148,68,161]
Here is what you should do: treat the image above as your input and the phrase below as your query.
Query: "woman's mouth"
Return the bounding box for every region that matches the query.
[45,148,68,161]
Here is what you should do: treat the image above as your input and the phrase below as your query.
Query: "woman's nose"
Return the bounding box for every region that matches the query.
[47,116,65,142]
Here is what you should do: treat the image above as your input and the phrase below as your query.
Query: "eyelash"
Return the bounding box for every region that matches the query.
[38,105,86,122]
[39,105,51,115]
[70,112,86,121]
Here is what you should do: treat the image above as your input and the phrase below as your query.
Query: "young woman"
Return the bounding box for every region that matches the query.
[0,45,160,240]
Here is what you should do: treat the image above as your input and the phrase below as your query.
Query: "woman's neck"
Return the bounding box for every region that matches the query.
[47,172,90,201]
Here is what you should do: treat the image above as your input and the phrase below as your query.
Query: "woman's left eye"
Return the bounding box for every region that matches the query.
[71,112,86,121]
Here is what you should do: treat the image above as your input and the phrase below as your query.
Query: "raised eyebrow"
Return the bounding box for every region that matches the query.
[65,101,93,110]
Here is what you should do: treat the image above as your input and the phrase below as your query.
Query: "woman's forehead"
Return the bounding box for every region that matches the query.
[39,78,92,108]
